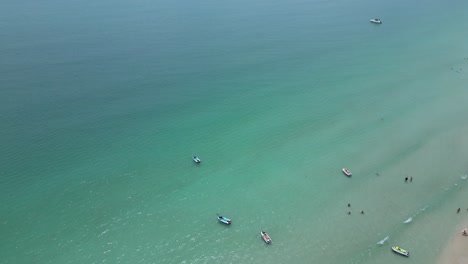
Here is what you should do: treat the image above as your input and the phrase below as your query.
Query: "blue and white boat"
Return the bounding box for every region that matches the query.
[193,156,201,164]
[217,215,232,225]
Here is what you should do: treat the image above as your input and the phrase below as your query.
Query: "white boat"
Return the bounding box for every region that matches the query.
[261,231,272,244]
[370,18,382,24]
[217,215,232,225]
[342,168,352,177]
[193,156,201,164]
[392,246,409,257]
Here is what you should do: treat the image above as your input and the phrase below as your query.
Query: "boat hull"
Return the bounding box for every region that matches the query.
[261,231,272,244]
[217,216,231,225]
[392,247,409,257]
[342,168,352,177]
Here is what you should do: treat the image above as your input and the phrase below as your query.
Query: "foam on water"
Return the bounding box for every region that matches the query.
[376,236,389,245]
[403,217,413,224]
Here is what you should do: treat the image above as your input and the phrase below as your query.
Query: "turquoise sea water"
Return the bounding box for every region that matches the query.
[2,0,468,263]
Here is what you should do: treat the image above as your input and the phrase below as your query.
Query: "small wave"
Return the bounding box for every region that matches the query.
[461,175,467,180]
[377,236,389,245]
[98,229,109,237]
[403,217,412,223]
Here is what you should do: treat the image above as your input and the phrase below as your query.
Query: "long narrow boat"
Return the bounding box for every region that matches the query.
[370,18,382,24]
[217,215,232,225]
[342,168,352,177]
[261,231,272,244]
[392,246,409,257]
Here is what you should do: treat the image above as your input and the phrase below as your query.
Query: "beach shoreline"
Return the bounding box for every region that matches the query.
[437,216,468,264]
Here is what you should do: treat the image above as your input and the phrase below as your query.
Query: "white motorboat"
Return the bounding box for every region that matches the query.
[342,168,352,177]
[370,18,382,24]
[261,231,272,244]
[193,156,201,164]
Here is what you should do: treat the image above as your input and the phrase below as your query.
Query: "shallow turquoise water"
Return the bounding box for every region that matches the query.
[1,0,468,263]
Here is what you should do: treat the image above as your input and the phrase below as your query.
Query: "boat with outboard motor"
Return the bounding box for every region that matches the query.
[342,168,352,177]
[217,215,232,225]
[193,156,201,164]
[370,18,382,24]
[261,231,272,244]
[392,246,409,257]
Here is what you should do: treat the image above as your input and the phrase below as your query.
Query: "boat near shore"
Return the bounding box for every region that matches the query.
[261,231,272,244]
[342,168,352,177]
[392,246,409,257]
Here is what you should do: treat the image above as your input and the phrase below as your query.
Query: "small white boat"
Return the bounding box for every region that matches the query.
[193,156,201,164]
[217,215,232,225]
[370,18,382,24]
[261,231,272,244]
[342,168,352,177]
[392,246,409,257]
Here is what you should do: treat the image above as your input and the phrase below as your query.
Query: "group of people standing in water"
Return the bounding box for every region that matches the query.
[345,175,416,215]
[404,176,413,182]
[346,203,364,215]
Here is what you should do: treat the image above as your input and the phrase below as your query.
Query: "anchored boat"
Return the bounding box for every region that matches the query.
[392,246,409,257]
[217,215,232,225]
[193,156,201,164]
[261,231,272,244]
[342,168,352,177]
[370,18,382,24]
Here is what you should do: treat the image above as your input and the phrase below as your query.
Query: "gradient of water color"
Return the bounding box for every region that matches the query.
[1,0,468,263]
